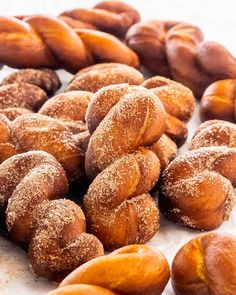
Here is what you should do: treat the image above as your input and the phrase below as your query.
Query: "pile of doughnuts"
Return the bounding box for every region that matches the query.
[0,1,236,295]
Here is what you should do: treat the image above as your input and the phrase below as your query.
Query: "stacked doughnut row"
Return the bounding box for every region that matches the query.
[0,1,235,295]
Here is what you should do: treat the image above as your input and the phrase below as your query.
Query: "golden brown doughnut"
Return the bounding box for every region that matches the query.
[83,85,169,249]
[172,232,236,295]
[84,148,160,249]
[1,68,61,95]
[10,114,84,181]
[60,1,140,37]
[126,21,236,97]
[65,63,144,93]
[0,82,48,111]
[159,146,236,230]
[126,20,178,77]
[0,15,139,73]
[142,76,195,145]
[200,79,236,122]
[39,91,92,134]
[57,245,170,295]
[190,120,236,149]
[85,85,166,180]
[0,151,104,281]
[85,84,177,170]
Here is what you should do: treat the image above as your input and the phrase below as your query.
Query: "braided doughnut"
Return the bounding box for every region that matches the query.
[142,76,195,146]
[190,120,236,150]
[126,21,178,77]
[172,232,236,295]
[200,79,236,122]
[159,146,236,230]
[84,148,160,249]
[0,15,139,73]
[85,83,177,168]
[0,151,103,281]
[126,21,236,97]
[51,245,170,295]
[65,63,144,93]
[39,91,92,134]
[83,85,171,249]
[60,1,140,38]
[0,115,17,163]
[9,114,84,181]
[1,68,61,95]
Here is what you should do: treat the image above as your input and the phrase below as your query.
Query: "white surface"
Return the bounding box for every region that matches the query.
[0,1,236,294]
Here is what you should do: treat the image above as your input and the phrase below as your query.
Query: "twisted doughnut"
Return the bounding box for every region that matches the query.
[0,151,103,281]
[49,245,170,295]
[142,76,195,146]
[159,146,236,230]
[83,85,174,249]
[126,21,236,97]
[60,1,140,37]
[65,63,144,93]
[190,120,236,150]
[9,114,84,181]
[0,15,139,73]
[200,79,236,122]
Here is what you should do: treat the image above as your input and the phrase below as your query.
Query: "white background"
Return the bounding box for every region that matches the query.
[0,1,236,294]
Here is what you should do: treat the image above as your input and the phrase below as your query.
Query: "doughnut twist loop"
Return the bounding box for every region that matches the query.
[0,151,103,281]
[60,1,140,37]
[159,146,236,230]
[126,22,236,97]
[83,85,175,249]
[0,15,139,73]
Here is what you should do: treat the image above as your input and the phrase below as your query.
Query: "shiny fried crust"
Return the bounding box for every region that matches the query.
[159,146,236,230]
[65,63,144,92]
[10,114,84,181]
[126,21,236,97]
[172,232,236,295]
[0,151,104,281]
[52,245,170,295]
[190,120,236,149]
[142,76,195,146]
[60,1,140,37]
[0,15,139,73]
[1,68,61,95]
[200,79,236,122]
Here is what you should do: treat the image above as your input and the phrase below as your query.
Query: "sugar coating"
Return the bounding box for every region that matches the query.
[65,63,144,92]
